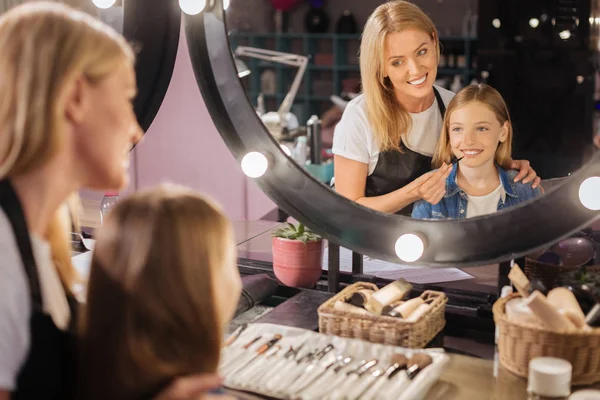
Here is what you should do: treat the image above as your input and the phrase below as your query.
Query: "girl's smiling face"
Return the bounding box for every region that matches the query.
[448,101,509,169]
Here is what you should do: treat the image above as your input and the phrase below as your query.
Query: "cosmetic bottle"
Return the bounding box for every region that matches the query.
[369,279,412,315]
[526,291,577,332]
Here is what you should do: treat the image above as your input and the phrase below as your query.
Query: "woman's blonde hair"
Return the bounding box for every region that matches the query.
[432,84,513,169]
[360,0,440,153]
[78,184,235,399]
[0,2,134,290]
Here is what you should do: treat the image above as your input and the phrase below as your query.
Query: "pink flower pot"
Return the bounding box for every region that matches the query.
[272,237,323,288]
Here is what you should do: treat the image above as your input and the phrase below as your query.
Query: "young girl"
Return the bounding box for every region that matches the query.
[77,185,242,399]
[412,84,542,219]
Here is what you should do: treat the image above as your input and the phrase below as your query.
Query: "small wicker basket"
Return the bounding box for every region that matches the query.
[317,282,447,349]
[493,293,600,385]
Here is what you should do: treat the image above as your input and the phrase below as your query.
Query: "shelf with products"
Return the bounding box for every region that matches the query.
[229,32,477,124]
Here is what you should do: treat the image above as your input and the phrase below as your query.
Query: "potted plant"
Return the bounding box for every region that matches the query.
[271,222,323,288]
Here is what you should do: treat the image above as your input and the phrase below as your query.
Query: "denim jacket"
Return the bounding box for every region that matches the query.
[412,164,542,220]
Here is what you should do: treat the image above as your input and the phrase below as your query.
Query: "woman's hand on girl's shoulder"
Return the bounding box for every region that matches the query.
[509,159,541,189]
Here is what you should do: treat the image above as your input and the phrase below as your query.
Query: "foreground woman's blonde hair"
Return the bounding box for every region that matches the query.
[79,184,234,399]
[360,0,440,153]
[432,84,513,169]
[0,2,134,290]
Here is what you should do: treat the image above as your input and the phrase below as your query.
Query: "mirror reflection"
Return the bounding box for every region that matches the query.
[226,0,600,220]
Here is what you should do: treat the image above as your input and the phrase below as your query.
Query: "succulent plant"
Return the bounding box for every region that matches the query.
[272,222,321,243]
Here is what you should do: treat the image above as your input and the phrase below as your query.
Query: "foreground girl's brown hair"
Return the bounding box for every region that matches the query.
[78,185,236,399]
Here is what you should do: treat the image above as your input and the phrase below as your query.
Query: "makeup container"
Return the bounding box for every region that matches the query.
[369,279,413,315]
[527,357,572,400]
[348,289,375,308]
[525,291,577,332]
[547,288,586,329]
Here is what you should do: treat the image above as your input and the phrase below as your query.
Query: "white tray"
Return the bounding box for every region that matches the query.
[220,323,450,400]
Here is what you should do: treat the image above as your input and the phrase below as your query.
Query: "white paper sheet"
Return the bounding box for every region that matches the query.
[322,246,473,284]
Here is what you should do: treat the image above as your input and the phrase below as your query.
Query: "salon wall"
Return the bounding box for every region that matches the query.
[227,0,478,37]
[80,19,276,221]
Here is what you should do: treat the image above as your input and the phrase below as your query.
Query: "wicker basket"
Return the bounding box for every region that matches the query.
[493,293,600,385]
[318,282,447,349]
[523,258,577,290]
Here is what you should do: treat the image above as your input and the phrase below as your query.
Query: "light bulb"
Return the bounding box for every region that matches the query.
[241,152,268,178]
[559,30,571,40]
[280,144,292,156]
[224,0,230,10]
[92,0,116,9]
[579,176,600,211]
[529,18,539,28]
[179,0,207,15]
[395,234,425,263]
[492,18,501,28]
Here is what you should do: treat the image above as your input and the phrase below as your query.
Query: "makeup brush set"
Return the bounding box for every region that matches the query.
[220,323,450,400]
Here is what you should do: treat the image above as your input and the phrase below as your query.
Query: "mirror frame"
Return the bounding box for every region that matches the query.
[183,1,600,267]
[124,0,180,132]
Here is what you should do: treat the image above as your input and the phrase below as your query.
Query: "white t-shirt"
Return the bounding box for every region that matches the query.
[0,209,70,391]
[466,183,505,218]
[332,86,456,175]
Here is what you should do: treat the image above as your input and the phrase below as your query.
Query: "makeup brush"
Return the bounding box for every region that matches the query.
[355,354,409,400]
[406,353,433,379]
[452,156,464,165]
[379,354,434,400]
[223,323,248,347]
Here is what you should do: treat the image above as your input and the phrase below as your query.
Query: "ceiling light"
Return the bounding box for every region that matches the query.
[529,18,540,28]
[492,19,501,28]
[241,152,268,178]
[395,234,425,262]
[559,30,571,40]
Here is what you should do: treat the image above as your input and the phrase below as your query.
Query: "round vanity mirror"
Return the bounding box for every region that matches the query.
[183,0,600,267]
[15,0,181,133]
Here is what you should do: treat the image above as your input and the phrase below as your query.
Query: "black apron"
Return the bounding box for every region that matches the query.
[365,87,447,215]
[0,180,77,400]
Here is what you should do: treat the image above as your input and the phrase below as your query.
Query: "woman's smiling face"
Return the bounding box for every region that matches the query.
[383,28,438,103]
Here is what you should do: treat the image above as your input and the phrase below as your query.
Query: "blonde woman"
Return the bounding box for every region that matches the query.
[412,84,542,219]
[332,0,540,215]
[78,185,242,399]
[0,3,222,399]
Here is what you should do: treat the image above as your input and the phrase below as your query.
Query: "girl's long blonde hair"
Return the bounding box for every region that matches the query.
[0,2,133,290]
[79,185,234,399]
[432,84,513,169]
[360,0,440,153]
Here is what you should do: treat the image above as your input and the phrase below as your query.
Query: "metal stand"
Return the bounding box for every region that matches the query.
[328,243,340,293]
[352,251,363,275]
[497,261,511,298]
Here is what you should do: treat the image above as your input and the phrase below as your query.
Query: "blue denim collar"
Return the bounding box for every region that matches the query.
[445,163,519,200]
